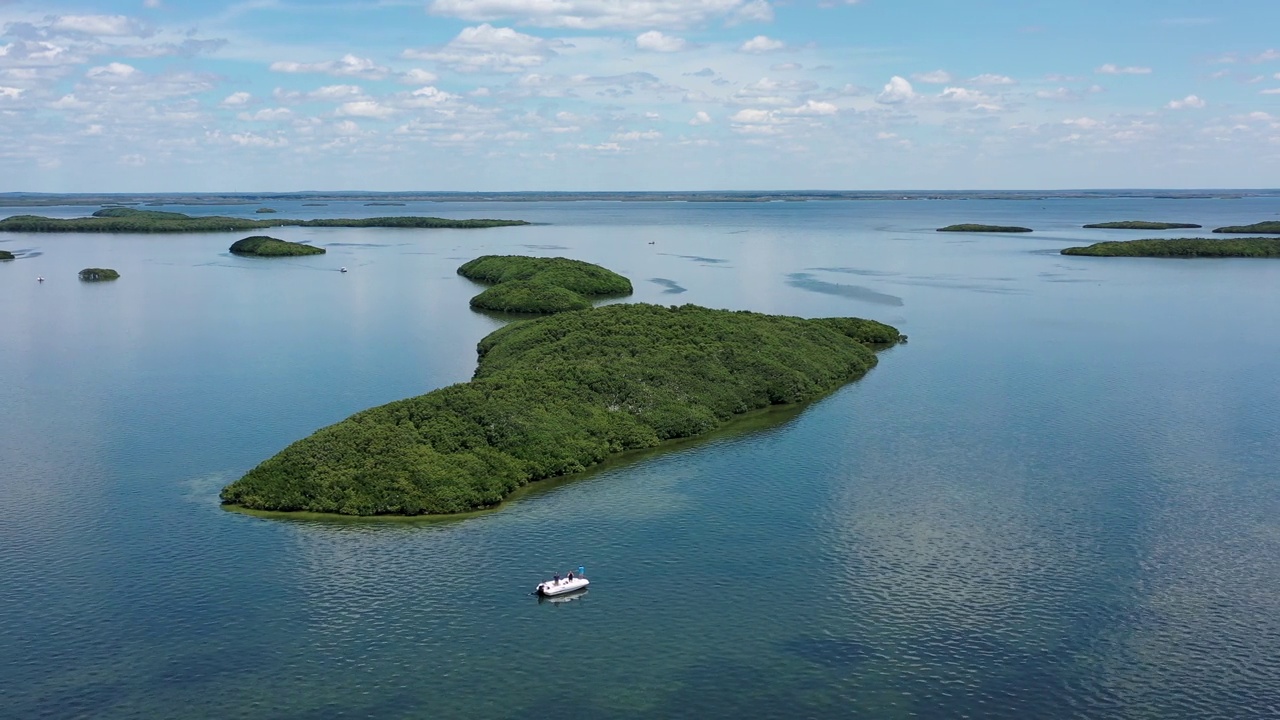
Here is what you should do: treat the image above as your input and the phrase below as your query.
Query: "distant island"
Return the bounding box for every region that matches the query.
[0,250,13,261]
[255,208,277,214]
[0,208,529,233]
[1061,237,1280,257]
[1214,221,1280,234]
[78,268,120,281]
[937,224,1033,233]
[365,202,406,206]
[230,236,325,257]
[458,255,633,313]
[1083,221,1202,230]
[220,301,901,516]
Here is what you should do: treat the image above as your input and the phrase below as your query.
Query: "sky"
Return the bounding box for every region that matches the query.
[1,0,1278,192]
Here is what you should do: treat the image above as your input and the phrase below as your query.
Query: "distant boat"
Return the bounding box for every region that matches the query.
[339,267,347,273]
[37,276,43,282]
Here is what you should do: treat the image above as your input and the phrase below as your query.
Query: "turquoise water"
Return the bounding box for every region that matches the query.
[2,197,1280,718]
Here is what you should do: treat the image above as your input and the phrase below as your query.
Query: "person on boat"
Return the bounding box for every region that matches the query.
[553,573,559,584]
[567,571,574,580]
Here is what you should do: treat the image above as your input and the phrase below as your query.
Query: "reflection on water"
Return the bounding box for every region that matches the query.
[3,197,1280,718]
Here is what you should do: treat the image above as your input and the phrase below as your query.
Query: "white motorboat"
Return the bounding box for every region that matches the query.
[536,575,589,597]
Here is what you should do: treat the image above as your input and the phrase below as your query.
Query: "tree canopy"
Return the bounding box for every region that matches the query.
[0,207,528,233]
[1061,237,1280,257]
[458,255,634,314]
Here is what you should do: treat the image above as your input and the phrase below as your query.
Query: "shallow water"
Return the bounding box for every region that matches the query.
[2,197,1280,718]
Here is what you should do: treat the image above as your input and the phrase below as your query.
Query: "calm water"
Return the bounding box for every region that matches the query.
[2,197,1280,719]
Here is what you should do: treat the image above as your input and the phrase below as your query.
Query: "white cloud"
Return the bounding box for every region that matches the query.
[402,85,458,107]
[970,73,1015,85]
[403,24,559,73]
[428,0,774,30]
[1254,49,1280,63]
[787,100,837,115]
[144,0,163,7]
[85,62,139,83]
[221,91,251,106]
[1063,117,1101,128]
[771,62,801,71]
[50,15,148,37]
[911,70,951,84]
[1261,88,1280,95]
[0,86,22,99]
[271,55,389,79]
[636,31,686,52]
[336,100,395,118]
[939,87,990,103]
[611,129,661,141]
[875,76,915,104]
[876,132,897,140]
[238,108,292,121]
[689,110,711,125]
[229,132,288,148]
[400,69,440,85]
[738,35,784,54]
[730,108,773,123]
[1097,64,1152,75]
[1166,94,1206,109]
[1037,87,1079,101]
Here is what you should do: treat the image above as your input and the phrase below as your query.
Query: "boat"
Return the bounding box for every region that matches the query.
[339,267,348,273]
[535,570,589,597]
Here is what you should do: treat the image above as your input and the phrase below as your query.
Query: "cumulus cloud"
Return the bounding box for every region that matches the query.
[238,108,292,121]
[911,70,951,84]
[875,76,915,104]
[221,91,251,106]
[270,54,389,79]
[336,100,395,118]
[403,24,560,73]
[1166,94,1206,109]
[611,129,661,141]
[738,35,784,53]
[939,87,990,103]
[689,110,711,125]
[636,30,686,52]
[428,0,774,30]
[970,73,1015,85]
[1097,64,1152,75]
[0,86,23,99]
[1063,117,1101,128]
[400,68,439,84]
[786,100,837,115]
[50,15,149,37]
[85,62,139,83]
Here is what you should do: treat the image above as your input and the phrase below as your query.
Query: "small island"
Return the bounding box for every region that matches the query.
[0,250,14,261]
[0,208,529,233]
[255,208,278,214]
[1061,237,1280,257]
[220,301,901,516]
[1083,221,1202,230]
[78,268,120,281]
[1214,221,1280,234]
[937,224,1033,233]
[458,255,633,314]
[230,235,325,257]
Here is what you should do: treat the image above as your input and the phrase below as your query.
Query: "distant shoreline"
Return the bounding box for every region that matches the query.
[1,189,1278,207]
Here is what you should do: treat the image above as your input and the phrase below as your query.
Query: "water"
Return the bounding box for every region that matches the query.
[2,196,1280,718]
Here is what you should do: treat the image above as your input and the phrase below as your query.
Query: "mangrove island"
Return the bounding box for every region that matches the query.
[230,236,325,257]
[937,224,1033,233]
[78,268,120,281]
[1083,221,1202,230]
[0,250,14,261]
[1061,237,1280,257]
[1214,221,1280,234]
[458,255,633,314]
[220,301,901,516]
[0,208,529,233]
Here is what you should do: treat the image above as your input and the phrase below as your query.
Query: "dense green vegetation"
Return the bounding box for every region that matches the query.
[458,255,633,314]
[1061,237,1280,257]
[230,236,325,257]
[255,207,277,213]
[937,224,1033,233]
[1214,221,1280,234]
[220,303,902,516]
[0,250,13,260]
[78,268,120,281]
[0,208,529,233]
[1083,221,1202,230]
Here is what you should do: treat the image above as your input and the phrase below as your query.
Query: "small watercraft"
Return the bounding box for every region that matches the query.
[339,267,348,273]
[37,276,44,282]
[535,568,589,597]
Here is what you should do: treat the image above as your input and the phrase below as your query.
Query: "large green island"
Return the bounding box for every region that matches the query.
[458,255,633,313]
[0,207,529,233]
[221,299,901,516]
[937,224,1033,233]
[1061,237,1280,257]
[1083,221,1202,230]
[78,268,120,281]
[230,236,325,257]
[1214,221,1280,234]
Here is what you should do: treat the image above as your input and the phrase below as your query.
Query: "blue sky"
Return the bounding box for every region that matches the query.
[1,0,1278,191]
